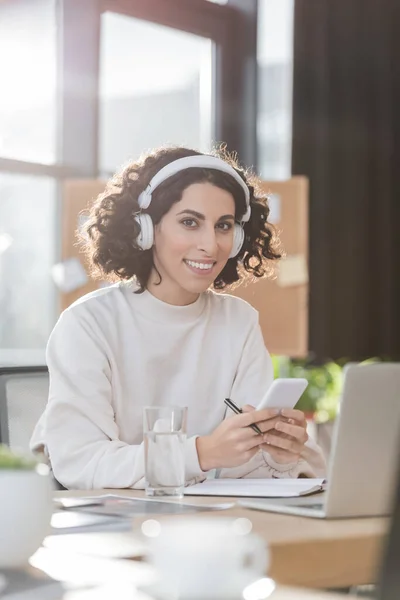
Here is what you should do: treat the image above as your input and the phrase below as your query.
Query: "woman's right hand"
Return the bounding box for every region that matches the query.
[196,408,280,471]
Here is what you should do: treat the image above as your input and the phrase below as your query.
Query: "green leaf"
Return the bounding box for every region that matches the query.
[0,444,37,470]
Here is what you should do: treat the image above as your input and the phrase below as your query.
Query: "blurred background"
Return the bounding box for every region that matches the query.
[0,0,399,423]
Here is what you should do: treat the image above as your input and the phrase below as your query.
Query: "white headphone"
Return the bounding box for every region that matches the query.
[134,155,251,259]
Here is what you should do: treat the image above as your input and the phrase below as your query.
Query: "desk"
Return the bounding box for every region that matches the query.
[64,584,357,600]
[54,489,388,589]
[27,547,358,600]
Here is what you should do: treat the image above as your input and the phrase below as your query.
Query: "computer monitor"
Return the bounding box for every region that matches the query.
[378,446,400,600]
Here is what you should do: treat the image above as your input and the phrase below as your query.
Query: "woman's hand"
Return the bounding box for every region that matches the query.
[196,408,280,471]
[243,405,309,464]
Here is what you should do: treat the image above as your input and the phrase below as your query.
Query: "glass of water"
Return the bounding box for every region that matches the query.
[143,406,188,498]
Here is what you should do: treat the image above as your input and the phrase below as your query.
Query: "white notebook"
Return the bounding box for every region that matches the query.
[184,478,326,498]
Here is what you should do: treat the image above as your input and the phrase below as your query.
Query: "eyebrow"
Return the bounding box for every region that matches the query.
[176,209,235,221]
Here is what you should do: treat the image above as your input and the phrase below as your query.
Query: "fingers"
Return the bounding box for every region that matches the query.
[232,426,260,442]
[280,408,307,424]
[255,410,308,465]
[257,415,282,433]
[227,428,264,454]
[245,435,267,451]
[237,407,307,426]
[235,408,280,428]
[262,431,303,454]
[242,404,256,413]
[274,420,308,444]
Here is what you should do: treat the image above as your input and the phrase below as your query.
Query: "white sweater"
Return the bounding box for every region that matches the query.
[30,282,325,489]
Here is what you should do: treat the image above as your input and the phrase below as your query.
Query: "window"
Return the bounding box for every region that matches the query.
[99,12,214,175]
[257,0,294,179]
[0,174,58,349]
[0,0,240,354]
[0,0,57,164]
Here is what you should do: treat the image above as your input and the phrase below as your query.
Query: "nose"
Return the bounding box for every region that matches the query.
[197,224,218,257]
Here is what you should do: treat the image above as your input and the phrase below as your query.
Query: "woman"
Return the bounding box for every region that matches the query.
[31,146,325,489]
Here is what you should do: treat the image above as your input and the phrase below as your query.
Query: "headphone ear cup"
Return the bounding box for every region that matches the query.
[134,213,154,250]
[229,224,245,258]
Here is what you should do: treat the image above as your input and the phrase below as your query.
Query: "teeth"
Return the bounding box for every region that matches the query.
[186,260,213,270]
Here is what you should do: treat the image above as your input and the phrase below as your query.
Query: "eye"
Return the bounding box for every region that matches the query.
[216,222,233,232]
[181,218,198,228]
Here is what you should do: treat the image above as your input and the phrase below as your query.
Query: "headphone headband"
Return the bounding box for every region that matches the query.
[137,155,251,222]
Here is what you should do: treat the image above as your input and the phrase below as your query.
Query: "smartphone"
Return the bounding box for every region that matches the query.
[256,378,308,410]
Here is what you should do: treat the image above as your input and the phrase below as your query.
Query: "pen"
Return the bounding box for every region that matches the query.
[224,398,263,435]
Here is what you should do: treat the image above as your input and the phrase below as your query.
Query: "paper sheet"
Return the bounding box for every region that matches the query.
[184,478,325,498]
[55,495,234,516]
[268,193,281,223]
[51,257,88,293]
[78,214,90,240]
[50,511,132,535]
[278,254,309,287]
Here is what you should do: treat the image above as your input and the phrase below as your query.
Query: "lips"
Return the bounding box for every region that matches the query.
[184,259,216,275]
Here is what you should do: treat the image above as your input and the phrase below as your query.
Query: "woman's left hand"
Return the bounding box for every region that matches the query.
[243,406,309,464]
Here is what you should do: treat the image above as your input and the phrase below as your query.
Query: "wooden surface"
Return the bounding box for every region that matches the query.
[258,589,356,600]
[270,590,357,600]
[53,488,388,590]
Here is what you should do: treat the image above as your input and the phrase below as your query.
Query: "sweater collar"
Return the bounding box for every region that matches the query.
[125,281,207,324]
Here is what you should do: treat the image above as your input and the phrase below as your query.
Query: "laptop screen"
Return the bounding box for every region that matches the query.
[379,449,400,600]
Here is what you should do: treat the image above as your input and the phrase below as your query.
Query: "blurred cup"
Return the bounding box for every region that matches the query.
[146,517,269,599]
[0,464,53,567]
[143,406,187,498]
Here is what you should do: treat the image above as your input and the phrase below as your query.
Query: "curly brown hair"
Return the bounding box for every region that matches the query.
[82,146,282,291]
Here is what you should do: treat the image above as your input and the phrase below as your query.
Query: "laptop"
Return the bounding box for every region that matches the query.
[378,443,400,600]
[239,363,400,519]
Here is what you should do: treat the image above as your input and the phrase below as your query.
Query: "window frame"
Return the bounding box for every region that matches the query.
[59,0,257,176]
[0,0,257,347]
[0,0,257,179]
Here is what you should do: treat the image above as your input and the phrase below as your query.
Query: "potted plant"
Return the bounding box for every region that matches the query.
[0,445,53,568]
[271,356,343,422]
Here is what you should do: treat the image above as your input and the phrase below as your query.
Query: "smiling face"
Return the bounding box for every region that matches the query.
[148,182,236,305]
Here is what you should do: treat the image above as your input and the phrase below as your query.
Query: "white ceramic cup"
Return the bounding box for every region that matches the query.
[146,517,268,599]
[0,464,53,568]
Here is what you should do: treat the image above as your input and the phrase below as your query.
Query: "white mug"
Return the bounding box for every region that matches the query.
[0,465,53,568]
[146,517,268,599]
